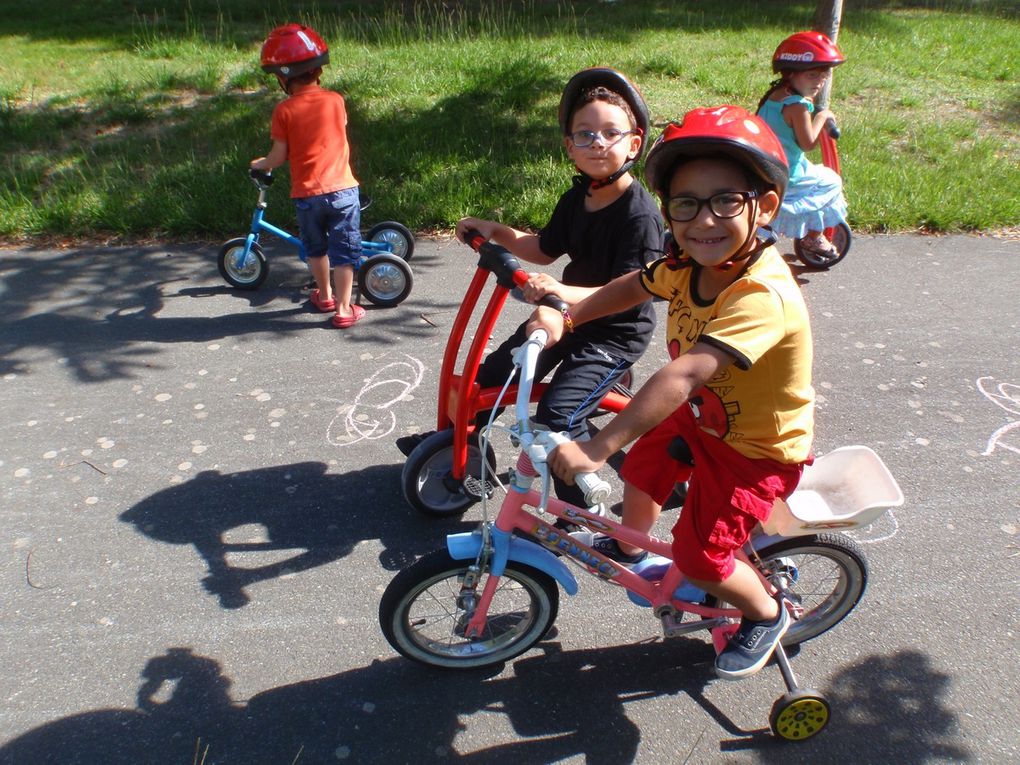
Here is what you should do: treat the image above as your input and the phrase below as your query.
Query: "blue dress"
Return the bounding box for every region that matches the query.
[757,95,848,238]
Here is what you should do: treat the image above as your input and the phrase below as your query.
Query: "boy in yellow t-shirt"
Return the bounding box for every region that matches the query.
[530,105,814,681]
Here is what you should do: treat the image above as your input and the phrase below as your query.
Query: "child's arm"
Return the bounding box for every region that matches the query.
[251,139,288,171]
[455,216,553,265]
[547,344,733,481]
[784,102,837,152]
[526,270,647,342]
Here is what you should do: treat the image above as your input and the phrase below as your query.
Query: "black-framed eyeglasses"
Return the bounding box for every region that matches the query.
[665,191,758,222]
[569,128,634,148]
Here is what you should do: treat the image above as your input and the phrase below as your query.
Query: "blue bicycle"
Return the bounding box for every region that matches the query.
[217,169,414,306]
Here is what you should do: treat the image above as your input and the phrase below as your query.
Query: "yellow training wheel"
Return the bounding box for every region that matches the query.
[769,689,831,741]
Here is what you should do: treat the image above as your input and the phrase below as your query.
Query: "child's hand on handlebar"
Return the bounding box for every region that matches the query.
[521,273,562,304]
[455,217,497,244]
[547,440,605,486]
[526,306,565,347]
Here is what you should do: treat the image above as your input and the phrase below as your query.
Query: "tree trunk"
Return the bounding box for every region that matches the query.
[813,0,843,109]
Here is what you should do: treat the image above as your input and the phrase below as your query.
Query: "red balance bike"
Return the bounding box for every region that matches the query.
[793,119,852,269]
[401,231,632,518]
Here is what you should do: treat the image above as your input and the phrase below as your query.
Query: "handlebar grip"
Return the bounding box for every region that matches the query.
[249,168,274,186]
[462,228,487,251]
[825,118,841,140]
[574,471,612,506]
[538,294,568,313]
[544,431,612,506]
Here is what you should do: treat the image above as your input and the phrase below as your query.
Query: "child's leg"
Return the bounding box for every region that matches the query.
[333,264,355,316]
[617,484,662,555]
[616,412,692,555]
[308,254,332,301]
[686,561,779,622]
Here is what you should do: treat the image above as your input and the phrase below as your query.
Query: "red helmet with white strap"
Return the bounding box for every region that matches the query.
[772,31,845,72]
[260,24,329,78]
[644,105,789,201]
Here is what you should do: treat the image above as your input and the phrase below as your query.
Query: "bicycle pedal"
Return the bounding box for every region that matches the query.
[461,476,495,500]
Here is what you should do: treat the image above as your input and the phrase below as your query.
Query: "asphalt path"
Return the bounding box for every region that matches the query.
[1,233,1018,764]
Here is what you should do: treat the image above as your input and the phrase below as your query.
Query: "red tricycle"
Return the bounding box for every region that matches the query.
[793,119,852,269]
[399,231,632,517]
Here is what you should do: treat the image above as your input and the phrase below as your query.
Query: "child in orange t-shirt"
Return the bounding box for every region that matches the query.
[251,24,364,328]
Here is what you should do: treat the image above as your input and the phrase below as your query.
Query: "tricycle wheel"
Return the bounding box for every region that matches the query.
[770,689,830,741]
[367,221,415,260]
[358,253,413,307]
[217,238,268,290]
[795,223,852,269]
[401,429,496,517]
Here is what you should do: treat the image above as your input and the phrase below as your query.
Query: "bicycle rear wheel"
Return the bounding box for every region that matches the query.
[710,533,868,646]
[379,549,559,669]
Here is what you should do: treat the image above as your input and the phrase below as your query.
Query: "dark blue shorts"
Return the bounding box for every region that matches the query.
[294,187,362,267]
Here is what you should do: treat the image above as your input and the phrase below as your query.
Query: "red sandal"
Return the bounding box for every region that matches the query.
[332,305,366,328]
[310,289,336,312]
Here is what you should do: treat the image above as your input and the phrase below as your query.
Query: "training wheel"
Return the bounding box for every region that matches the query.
[769,689,830,741]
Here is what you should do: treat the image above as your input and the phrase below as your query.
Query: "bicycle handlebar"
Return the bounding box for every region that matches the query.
[514,330,612,507]
[249,168,274,189]
[825,118,841,140]
[461,229,568,312]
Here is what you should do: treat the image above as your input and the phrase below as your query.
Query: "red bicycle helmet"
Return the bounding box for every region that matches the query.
[558,67,651,160]
[260,24,329,78]
[643,105,789,200]
[772,31,845,72]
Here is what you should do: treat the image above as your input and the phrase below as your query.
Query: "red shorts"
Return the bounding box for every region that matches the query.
[621,406,805,582]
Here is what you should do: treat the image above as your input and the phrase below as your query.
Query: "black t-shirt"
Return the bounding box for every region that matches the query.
[538,179,663,362]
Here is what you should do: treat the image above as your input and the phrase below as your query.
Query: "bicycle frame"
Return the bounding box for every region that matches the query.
[237,182,393,268]
[448,329,776,651]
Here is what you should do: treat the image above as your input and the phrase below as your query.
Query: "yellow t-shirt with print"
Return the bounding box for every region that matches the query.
[639,245,814,463]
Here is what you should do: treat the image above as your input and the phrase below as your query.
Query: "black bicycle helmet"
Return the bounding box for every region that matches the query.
[558,68,651,190]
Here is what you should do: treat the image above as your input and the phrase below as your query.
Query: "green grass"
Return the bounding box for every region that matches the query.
[1,0,1018,240]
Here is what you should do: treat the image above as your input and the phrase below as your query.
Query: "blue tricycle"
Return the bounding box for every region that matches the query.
[217,169,414,306]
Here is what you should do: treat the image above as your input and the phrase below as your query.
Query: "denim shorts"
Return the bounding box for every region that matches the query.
[294,187,362,267]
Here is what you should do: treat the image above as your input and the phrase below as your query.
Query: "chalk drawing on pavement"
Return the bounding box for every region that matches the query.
[328,355,426,447]
[976,376,1020,457]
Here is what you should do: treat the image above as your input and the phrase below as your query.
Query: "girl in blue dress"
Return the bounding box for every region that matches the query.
[757,31,848,262]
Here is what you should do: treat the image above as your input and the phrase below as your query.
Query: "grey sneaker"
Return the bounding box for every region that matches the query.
[715,598,790,680]
[568,531,648,566]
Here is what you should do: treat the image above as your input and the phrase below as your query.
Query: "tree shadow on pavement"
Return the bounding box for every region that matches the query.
[0,642,965,764]
[120,460,468,609]
[0,244,443,382]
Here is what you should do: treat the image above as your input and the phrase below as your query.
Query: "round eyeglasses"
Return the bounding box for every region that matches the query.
[665,191,758,222]
[569,128,634,148]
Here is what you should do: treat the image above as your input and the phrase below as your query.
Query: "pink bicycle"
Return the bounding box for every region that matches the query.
[379,325,903,741]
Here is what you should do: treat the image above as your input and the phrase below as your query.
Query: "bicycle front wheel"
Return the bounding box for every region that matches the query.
[379,549,559,670]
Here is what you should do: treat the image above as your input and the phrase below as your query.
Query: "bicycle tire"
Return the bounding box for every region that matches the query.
[217,238,268,290]
[357,253,413,307]
[401,429,496,517]
[366,221,415,260]
[379,549,559,669]
[709,533,868,646]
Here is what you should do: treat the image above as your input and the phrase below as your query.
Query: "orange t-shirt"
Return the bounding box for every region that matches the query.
[270,85,359,198]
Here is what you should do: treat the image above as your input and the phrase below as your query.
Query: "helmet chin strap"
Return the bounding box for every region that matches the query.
[572,151,638,196]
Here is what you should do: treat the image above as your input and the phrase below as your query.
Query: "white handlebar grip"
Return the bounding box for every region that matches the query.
[544,431,612,506]
[575,471,612,506]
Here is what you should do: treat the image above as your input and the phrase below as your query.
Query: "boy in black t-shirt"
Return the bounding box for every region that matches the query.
[398,68,662,510]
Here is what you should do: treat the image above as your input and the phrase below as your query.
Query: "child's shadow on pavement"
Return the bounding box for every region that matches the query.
[120,461,462,609]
